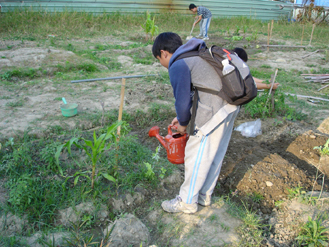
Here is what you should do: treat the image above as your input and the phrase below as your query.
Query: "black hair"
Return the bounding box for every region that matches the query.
[189,4,197,10]
[233,47,248,62]
[152,32,183,58]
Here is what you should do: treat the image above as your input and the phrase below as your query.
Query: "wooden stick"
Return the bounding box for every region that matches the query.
[270,20,274,40]
[309,23,315,46]
[285,93,329,102]
[318,84,329,91]
[262,69,278,117]
[267,23,270,52]
[302,49,319,59]
[117,78,126,141]
[261,45,306,48]
[301,25,304,45]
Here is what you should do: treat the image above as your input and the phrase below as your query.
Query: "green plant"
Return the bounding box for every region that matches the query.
[159,167,167,179]
[141,11,159,41]
[56,121,124,189]
[6,100,24,107]
[314,139,329,156]
[251,192,264,203]
[287,185,305,199]
[234,25,240,36]
[40,141,62,172]
[144,162,155,180]
[296,216,329,247]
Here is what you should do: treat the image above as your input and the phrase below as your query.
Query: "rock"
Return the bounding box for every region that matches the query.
[20,231,70,247]
[56,202,108,227]
[103,214,150,246]
[0,212,28,236]
[266,181,273,187]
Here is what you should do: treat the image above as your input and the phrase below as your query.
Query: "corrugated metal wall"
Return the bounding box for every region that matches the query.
[0,0,293,21]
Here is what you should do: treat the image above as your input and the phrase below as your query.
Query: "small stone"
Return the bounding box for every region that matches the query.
[309,134,316,139]
[266,181,273,187]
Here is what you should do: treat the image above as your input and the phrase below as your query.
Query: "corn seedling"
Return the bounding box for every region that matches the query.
[296,216,329,247]
[55,121,124,189]
[141,11,159,41]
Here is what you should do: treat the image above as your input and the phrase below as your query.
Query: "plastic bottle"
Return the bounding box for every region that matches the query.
[222,59,235,75]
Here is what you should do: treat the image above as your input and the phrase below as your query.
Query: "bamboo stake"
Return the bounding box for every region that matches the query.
[117,78,126,142]
[318,84,329,91]
[262,69,278,117]
[261,45,306,48]
[285,93,329,102]
[301,49,319,59]
[270,20,274,40]
[301,25,305,45]
[267,23,270,52]
[308,23,315,46]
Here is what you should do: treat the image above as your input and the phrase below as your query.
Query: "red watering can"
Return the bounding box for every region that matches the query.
[148,124,189,164]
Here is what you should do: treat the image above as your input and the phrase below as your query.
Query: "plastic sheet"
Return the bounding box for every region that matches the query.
[234,119,262,138]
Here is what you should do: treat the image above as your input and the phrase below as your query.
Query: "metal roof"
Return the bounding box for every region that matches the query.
[1,0,293,21]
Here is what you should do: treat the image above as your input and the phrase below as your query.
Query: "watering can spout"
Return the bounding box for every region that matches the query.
[148,126,167,150]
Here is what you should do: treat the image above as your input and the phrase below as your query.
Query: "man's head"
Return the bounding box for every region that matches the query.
[233,47,248,62]
[189,3,197,13]
[152,32,183,68]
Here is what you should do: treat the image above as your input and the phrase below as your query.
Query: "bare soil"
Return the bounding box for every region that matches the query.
[1,33,329,246]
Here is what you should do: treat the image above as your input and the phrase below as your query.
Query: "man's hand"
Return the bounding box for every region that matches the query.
[171,117,187,135]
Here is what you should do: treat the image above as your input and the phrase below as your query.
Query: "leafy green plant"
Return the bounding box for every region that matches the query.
[287,185,305,199]
[141,11,159,41]
[40,141,62,172]
[251,192,264,203]
[56,121,124,189]
[314,139,329,156]
[159,167,167,179]
[296,216,329,247]
[7,174,34,210]
[234,25,240,36]
[144,162,155,180]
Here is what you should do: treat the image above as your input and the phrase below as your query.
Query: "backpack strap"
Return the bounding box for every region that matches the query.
[173,50,200,63]
[189,87,198,135]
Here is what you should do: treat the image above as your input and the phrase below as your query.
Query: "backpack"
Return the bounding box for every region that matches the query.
[174,45,257,134]
[174,45,257,106]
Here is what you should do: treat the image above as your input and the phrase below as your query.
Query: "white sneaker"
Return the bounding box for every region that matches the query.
[202,37,209,41]
[196,34,202,38]
[161,196,198,214]
[198,193,211,206]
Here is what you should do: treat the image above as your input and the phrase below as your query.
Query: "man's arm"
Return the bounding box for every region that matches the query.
[254,77,280,90]
[193,15,202,26]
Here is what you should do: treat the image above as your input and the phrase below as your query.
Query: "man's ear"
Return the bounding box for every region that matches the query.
[160,50,169,58]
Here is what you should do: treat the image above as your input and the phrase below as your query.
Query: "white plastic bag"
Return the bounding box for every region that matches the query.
[234,119,262,138]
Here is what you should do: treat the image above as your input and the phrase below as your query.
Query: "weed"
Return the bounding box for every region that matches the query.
[296,216,329,247]
[40,141,62,172]
[251,192,264,203]
[287,185,305,199]
[6,100,24,108]
[219,222,230,232]
[208,214,218,223]
[314,138,329,156]
[236,204,267,246]
[144,162,155,181]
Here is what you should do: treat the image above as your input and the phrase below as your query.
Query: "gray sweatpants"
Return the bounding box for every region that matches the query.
[179,108,239,204]
[198,17,211,38]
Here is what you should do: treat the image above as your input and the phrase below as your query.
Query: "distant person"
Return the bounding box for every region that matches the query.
[233,47,280,90]
[189,3,212,41]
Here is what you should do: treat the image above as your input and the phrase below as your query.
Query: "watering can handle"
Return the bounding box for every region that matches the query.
[168,124,177,135]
